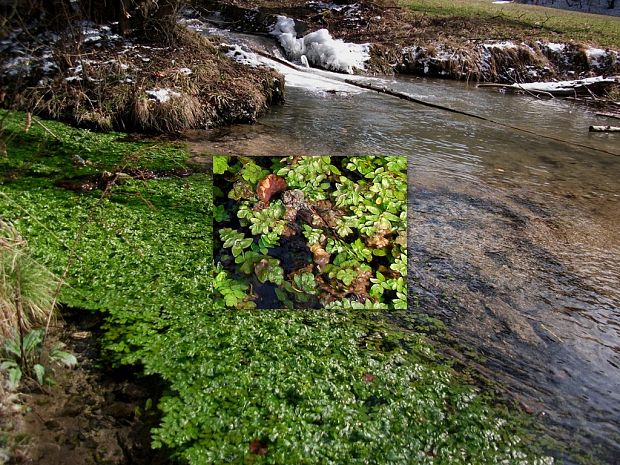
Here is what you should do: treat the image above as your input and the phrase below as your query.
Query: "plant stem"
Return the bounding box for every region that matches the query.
[14,260,27,371]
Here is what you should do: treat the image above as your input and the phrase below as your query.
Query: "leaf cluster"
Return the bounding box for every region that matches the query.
[214,156,408,309]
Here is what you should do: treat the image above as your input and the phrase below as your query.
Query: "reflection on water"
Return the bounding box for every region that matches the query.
[187,79,620,463]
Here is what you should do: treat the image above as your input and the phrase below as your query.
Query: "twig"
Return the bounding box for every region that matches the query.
[14,261,27,371]
[33,118,61,141]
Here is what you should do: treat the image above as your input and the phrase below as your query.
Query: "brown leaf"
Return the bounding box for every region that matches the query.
[349,270,373,302]
[256,174,287,204]
[281,225,297,237]
[315,276,344,304]
[309,243,331,272]
[284,206,299,222]
[362,372,375,383]
[249,439,268,456]
[254,258,270,277]
[365,228,391,248]
[253,200,269,212]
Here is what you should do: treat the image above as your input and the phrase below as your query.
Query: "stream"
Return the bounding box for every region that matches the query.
[185,18,620,464]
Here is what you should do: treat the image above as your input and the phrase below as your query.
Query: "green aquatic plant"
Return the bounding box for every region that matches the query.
[254,256,284,285]
[213,266,255,309]
[214,156,408,309]
[1,112,552,465]
[237,200,287,236]
[212,155,230,175]
[219,228,253,258]
[146,311,553,465]
[277,156,341,200]
[240,160,269,185]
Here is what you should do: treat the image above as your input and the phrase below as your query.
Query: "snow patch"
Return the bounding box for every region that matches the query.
[270,15,370,74]
[586,47,608,69]
[541,42,566,53]
[225,44,264,67]
[224,44,365,95]
[146,88,181,103]
[514,76,617,92]
[79,22,122,44]
[484,41,517,51]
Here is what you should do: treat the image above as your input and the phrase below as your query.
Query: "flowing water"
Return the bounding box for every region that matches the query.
[187,21,620,464]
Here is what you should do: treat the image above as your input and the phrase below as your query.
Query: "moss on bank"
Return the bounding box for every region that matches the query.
[1,111,554,464]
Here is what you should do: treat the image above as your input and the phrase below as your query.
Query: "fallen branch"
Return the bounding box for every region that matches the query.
[478,76,619,97]
[595,112,620,120]
[343,79,620,157]
[589,126,620,132]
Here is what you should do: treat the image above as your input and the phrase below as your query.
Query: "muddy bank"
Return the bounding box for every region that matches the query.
[0,15,284,132]
[199,0,619,84]
[1,310,171,465]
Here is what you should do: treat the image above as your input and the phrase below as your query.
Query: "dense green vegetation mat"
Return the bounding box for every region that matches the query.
[0,111,552,464]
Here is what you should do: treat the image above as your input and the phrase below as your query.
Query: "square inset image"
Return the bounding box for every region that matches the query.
[213,156,407,309]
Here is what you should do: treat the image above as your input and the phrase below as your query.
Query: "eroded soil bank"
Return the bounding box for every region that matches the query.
[1,310,171,465]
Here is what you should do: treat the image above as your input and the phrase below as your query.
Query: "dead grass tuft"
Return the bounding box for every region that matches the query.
[130,92,206,132]
[0,221,56,339]
[1,21,284,133]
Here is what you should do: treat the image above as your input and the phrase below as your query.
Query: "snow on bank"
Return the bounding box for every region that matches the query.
[269,15,370,74]
[225,43,366,94]
[400,39,618,82]
[511,76,618,93]
[146,88,181,103]
[0,22,125,83]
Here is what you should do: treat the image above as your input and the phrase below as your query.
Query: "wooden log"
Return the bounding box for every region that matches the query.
[589,126,620,132]
[595,112,620,121]
[478,77,619,97]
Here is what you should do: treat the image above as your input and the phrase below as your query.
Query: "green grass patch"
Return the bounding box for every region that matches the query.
[399,0,620,48]
[1,111,189,182]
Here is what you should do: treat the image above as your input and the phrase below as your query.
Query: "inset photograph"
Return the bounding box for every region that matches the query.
[213,156,407,309]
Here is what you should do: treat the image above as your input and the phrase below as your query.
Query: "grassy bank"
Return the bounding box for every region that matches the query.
[1,111,553,464]
[398,0,620,48]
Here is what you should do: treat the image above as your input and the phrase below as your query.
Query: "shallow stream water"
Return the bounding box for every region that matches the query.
[187,23,620,464]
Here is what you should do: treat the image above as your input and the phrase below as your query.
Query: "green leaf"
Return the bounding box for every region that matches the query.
[33,363,46,384]
[51,350,78,368]
[3,338,21,358]
[241,162,269,184]
[7,366,22,390]
[212,156,229,175]
[0,360,18,370]
[22,329,43,352]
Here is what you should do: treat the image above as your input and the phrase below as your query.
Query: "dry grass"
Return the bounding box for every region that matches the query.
[1,21,284,133]
[199,0,620,48]
[0,221,56,339]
